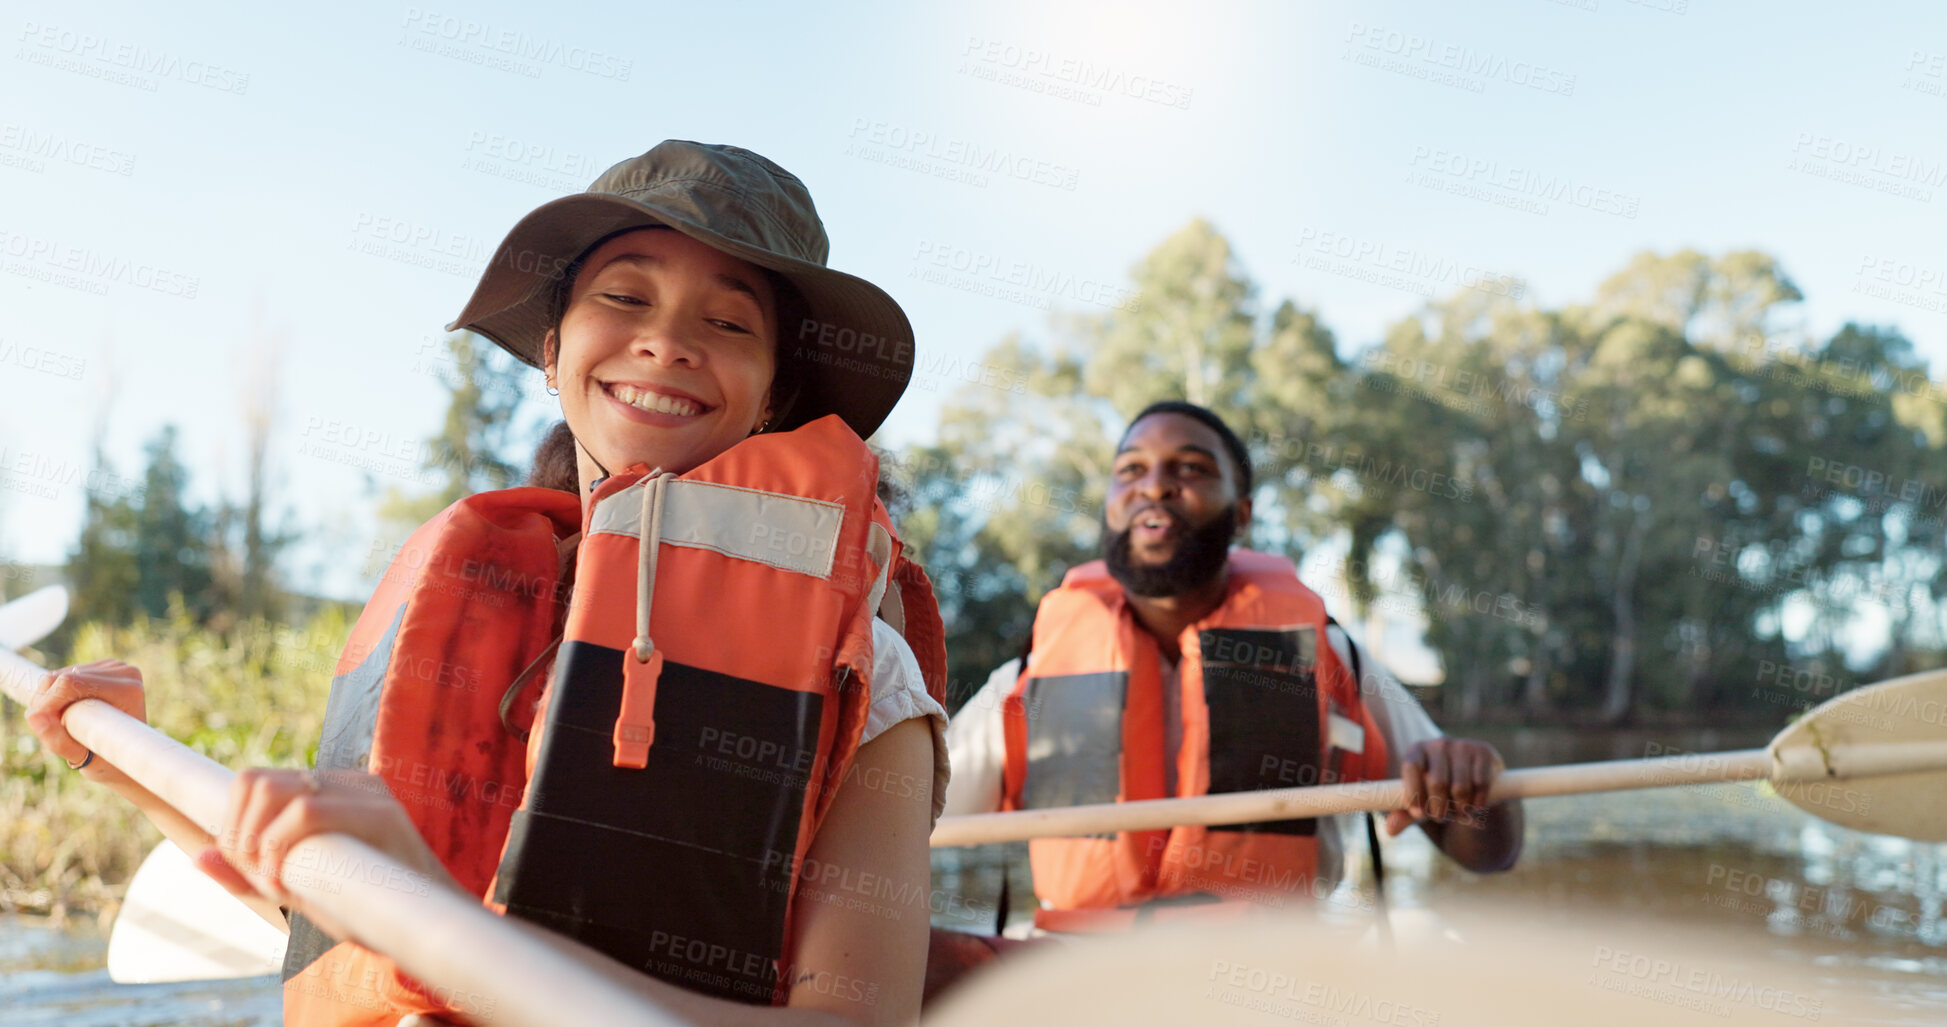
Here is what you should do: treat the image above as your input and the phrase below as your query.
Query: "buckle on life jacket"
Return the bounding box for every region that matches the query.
[614,647,663,768]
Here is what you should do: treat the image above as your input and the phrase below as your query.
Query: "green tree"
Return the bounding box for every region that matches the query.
[378,332,530,529]
[900,222,1272,696]
[61,427,219,656]
[1339,253,1941,723]
[132,426,215,623]
[62,444,143,643]
[1081,218,1257,414]
[901,227,1946,726]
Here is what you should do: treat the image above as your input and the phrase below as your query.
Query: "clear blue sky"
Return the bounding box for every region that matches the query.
[4,0,1944,603]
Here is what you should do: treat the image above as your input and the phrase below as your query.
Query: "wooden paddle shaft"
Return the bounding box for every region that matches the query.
[0,651,683,1027]
[929,749,1785,848]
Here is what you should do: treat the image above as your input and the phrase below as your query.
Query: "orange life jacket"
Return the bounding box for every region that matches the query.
[1000,550,1387,932]
[282,415,946,1025]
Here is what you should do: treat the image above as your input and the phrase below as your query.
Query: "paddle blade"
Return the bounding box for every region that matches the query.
[0,584,69,650]
[106,841,288,983]
[928,902,1912,1026]
[1768,669,1947,841]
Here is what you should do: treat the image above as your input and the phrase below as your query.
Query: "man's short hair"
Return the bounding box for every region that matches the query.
[1124,400,1253,495]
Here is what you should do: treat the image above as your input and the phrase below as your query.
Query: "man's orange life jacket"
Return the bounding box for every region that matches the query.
[1001,550,1387,932]
[282,415,946,1025]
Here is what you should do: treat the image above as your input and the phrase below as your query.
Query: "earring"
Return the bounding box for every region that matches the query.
[545,377,559,396]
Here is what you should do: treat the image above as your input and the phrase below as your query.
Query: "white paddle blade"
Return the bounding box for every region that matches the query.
[1768,669,1947,841]
[106,841,288,983]
[0,584,69,650]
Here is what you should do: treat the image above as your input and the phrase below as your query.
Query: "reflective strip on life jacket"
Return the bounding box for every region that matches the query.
[586,477,846,579]
[1001,550,1389,920]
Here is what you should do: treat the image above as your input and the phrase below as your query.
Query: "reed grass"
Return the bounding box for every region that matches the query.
[1,605,344,921]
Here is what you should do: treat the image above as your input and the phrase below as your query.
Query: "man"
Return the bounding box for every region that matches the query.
[942,401,1522,932]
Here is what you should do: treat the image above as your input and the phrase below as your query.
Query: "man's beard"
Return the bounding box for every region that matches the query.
[1102,505,1238,599]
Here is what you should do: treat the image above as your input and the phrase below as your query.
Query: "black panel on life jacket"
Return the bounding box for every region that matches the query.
[1021,671,1127,819]
[495,640,822,1005]
[1199,626,1321,837]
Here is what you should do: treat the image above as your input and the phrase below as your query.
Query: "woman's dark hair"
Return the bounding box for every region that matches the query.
[527,420,582,494]
[526,228,809,493]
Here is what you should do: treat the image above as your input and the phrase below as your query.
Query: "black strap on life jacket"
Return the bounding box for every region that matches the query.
[991,627,1037,935]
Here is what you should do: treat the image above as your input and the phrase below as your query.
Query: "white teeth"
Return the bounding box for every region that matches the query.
[611,384,702,416]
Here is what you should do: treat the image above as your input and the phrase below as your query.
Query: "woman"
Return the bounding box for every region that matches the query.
[27,140,951,1026]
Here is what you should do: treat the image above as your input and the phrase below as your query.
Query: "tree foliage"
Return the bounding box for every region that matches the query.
[898,229,1947,724]
[378,332,530,529]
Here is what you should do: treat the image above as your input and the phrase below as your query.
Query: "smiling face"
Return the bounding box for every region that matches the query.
[544,227,778,479]
[1103,412,1252,597]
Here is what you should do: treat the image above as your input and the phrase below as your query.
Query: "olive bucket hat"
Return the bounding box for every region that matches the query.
[448,140,914,438]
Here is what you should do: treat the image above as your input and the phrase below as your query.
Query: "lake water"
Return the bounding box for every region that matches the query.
[6,726,1945,1023]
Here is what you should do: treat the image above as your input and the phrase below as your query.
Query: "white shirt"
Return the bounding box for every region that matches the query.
[939,624,1440,891]
[862,617,951,827]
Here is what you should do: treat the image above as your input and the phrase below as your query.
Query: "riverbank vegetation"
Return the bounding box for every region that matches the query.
[4,229,1942,915]
[0,609,336,918]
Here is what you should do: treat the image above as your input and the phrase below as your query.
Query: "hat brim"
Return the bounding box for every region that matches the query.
[448,193,914,439]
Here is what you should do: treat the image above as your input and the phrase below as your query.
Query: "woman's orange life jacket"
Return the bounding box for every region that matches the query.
[1001,550,1387,932]
[281,415,946,1025]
